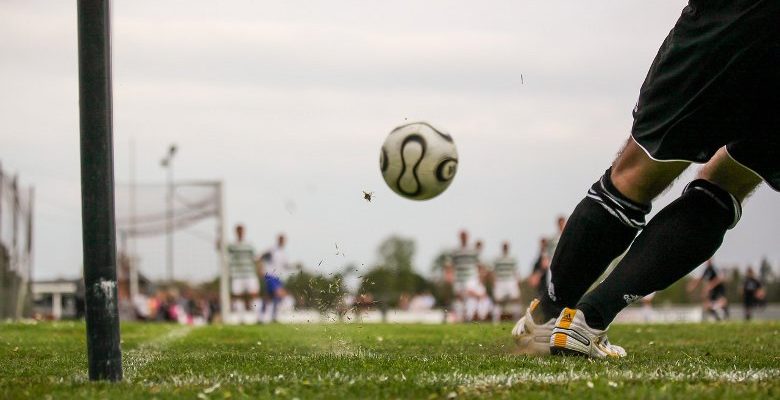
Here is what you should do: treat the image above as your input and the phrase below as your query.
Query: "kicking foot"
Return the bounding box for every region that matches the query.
[549,307,626,358]
[512,299,556,355]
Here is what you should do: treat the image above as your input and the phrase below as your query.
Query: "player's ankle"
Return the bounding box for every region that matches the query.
[577,303,607,330]
[532,297,561,324]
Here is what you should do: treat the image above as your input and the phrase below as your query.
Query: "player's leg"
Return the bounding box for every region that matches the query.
[231,278,247,315]
[491,289,504,324]
[249,276,262,323]
[508,281,522,320]
[452,282,466,322]
[551,152,760,357]
[533,138,688,323]
[269,283,284,323]
[575,148,761,331]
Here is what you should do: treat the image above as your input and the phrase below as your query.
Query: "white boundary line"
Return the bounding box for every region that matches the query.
[138,367,780,388]
[122,326,194,381]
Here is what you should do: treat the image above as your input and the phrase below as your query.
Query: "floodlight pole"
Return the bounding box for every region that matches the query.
[161,144,177,282]
[77,0,122,382]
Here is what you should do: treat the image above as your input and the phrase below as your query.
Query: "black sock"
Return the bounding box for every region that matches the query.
[578,179,741,329]
[533,169,649,324]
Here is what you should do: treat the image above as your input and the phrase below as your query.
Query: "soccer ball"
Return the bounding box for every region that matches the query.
[379,122,458,200]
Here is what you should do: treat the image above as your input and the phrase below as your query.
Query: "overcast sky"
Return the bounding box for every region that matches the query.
[2,0,777,283]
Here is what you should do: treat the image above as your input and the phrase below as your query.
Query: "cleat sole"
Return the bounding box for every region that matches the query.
[550,346,588,357]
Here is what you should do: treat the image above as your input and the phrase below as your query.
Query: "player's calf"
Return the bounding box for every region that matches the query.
[534,167,651,323]
[578,178,745,331]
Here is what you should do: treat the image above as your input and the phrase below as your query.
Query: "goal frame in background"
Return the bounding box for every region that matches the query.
[0,163,35,321]
[115,180,231,325]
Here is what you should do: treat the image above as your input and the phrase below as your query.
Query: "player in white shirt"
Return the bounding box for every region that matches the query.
[260,233,295,322]
[491,241,521,323]
[474,240,493,321]
[448,230,487,322]
[226,224,261,323]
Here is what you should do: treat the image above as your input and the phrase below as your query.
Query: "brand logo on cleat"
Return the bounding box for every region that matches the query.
[561,313,573,323]
[623,294,642,304]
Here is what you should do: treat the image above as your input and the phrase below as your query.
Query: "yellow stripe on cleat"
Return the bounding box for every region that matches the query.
[553,333,568,348]
[529,299,540,313]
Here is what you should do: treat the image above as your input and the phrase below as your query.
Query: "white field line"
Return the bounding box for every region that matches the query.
[140,366,780,388]
[122,326,194,381]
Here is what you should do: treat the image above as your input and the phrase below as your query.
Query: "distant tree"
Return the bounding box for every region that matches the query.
[653,277,697,304]
[430,250,450,273]
[428,249,454,308]
[377,236,415,272]
[286,270,346,311]
[358,235,432,308]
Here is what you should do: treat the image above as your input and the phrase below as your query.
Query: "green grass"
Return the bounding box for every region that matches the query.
[1,321,779,399]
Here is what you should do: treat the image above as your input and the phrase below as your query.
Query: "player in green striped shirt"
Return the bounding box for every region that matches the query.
[491,241,521,322]
[227,224,261,324]
[448,230,487,322]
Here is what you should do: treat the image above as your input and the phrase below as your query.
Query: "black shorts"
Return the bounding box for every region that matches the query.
[708,284,727,302]
[631,0,780,191]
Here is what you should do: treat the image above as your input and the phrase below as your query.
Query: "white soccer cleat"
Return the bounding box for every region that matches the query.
[512,299,556,355]
[549,307,626,359]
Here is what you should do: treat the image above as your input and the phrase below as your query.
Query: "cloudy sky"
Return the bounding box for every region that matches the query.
[2,0,777,283]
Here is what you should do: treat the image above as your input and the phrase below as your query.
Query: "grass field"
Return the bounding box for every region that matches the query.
[1,321,779,399]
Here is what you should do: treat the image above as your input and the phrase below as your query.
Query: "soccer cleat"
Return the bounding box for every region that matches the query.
[549,307,626,358]
[512,299,556,355]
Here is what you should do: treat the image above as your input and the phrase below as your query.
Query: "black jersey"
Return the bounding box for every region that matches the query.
[702,263,726,300]
[743,277,762,299]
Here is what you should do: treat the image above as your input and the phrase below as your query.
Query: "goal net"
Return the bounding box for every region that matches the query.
[0,165,34,320]
[114,181,230,320]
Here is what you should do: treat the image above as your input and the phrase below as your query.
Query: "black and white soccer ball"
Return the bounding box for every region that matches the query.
[379,122,458,200]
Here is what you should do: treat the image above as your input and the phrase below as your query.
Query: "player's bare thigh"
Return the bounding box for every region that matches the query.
[609,137,689,204]
[611,138,762,204]
[698,147,762,202]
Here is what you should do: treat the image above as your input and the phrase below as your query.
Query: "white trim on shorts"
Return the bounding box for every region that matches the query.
[630,135,699,164]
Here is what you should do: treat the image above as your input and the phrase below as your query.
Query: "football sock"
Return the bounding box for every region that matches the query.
[578,179,741,329]
[533,168,650,324]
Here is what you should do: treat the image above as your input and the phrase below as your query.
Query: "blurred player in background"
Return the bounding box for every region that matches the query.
[545,216,567,260]
[474,239,492,321]
[688,259,729,321]
[741,267,765,321]
[542,216,566,298]
[515,1,778,358]
[448,230,485,322]
[227,224,261,324]
[527,237,550,298]
[640,292,656,323]
[260,233,294,323]
[491,241,521,323]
